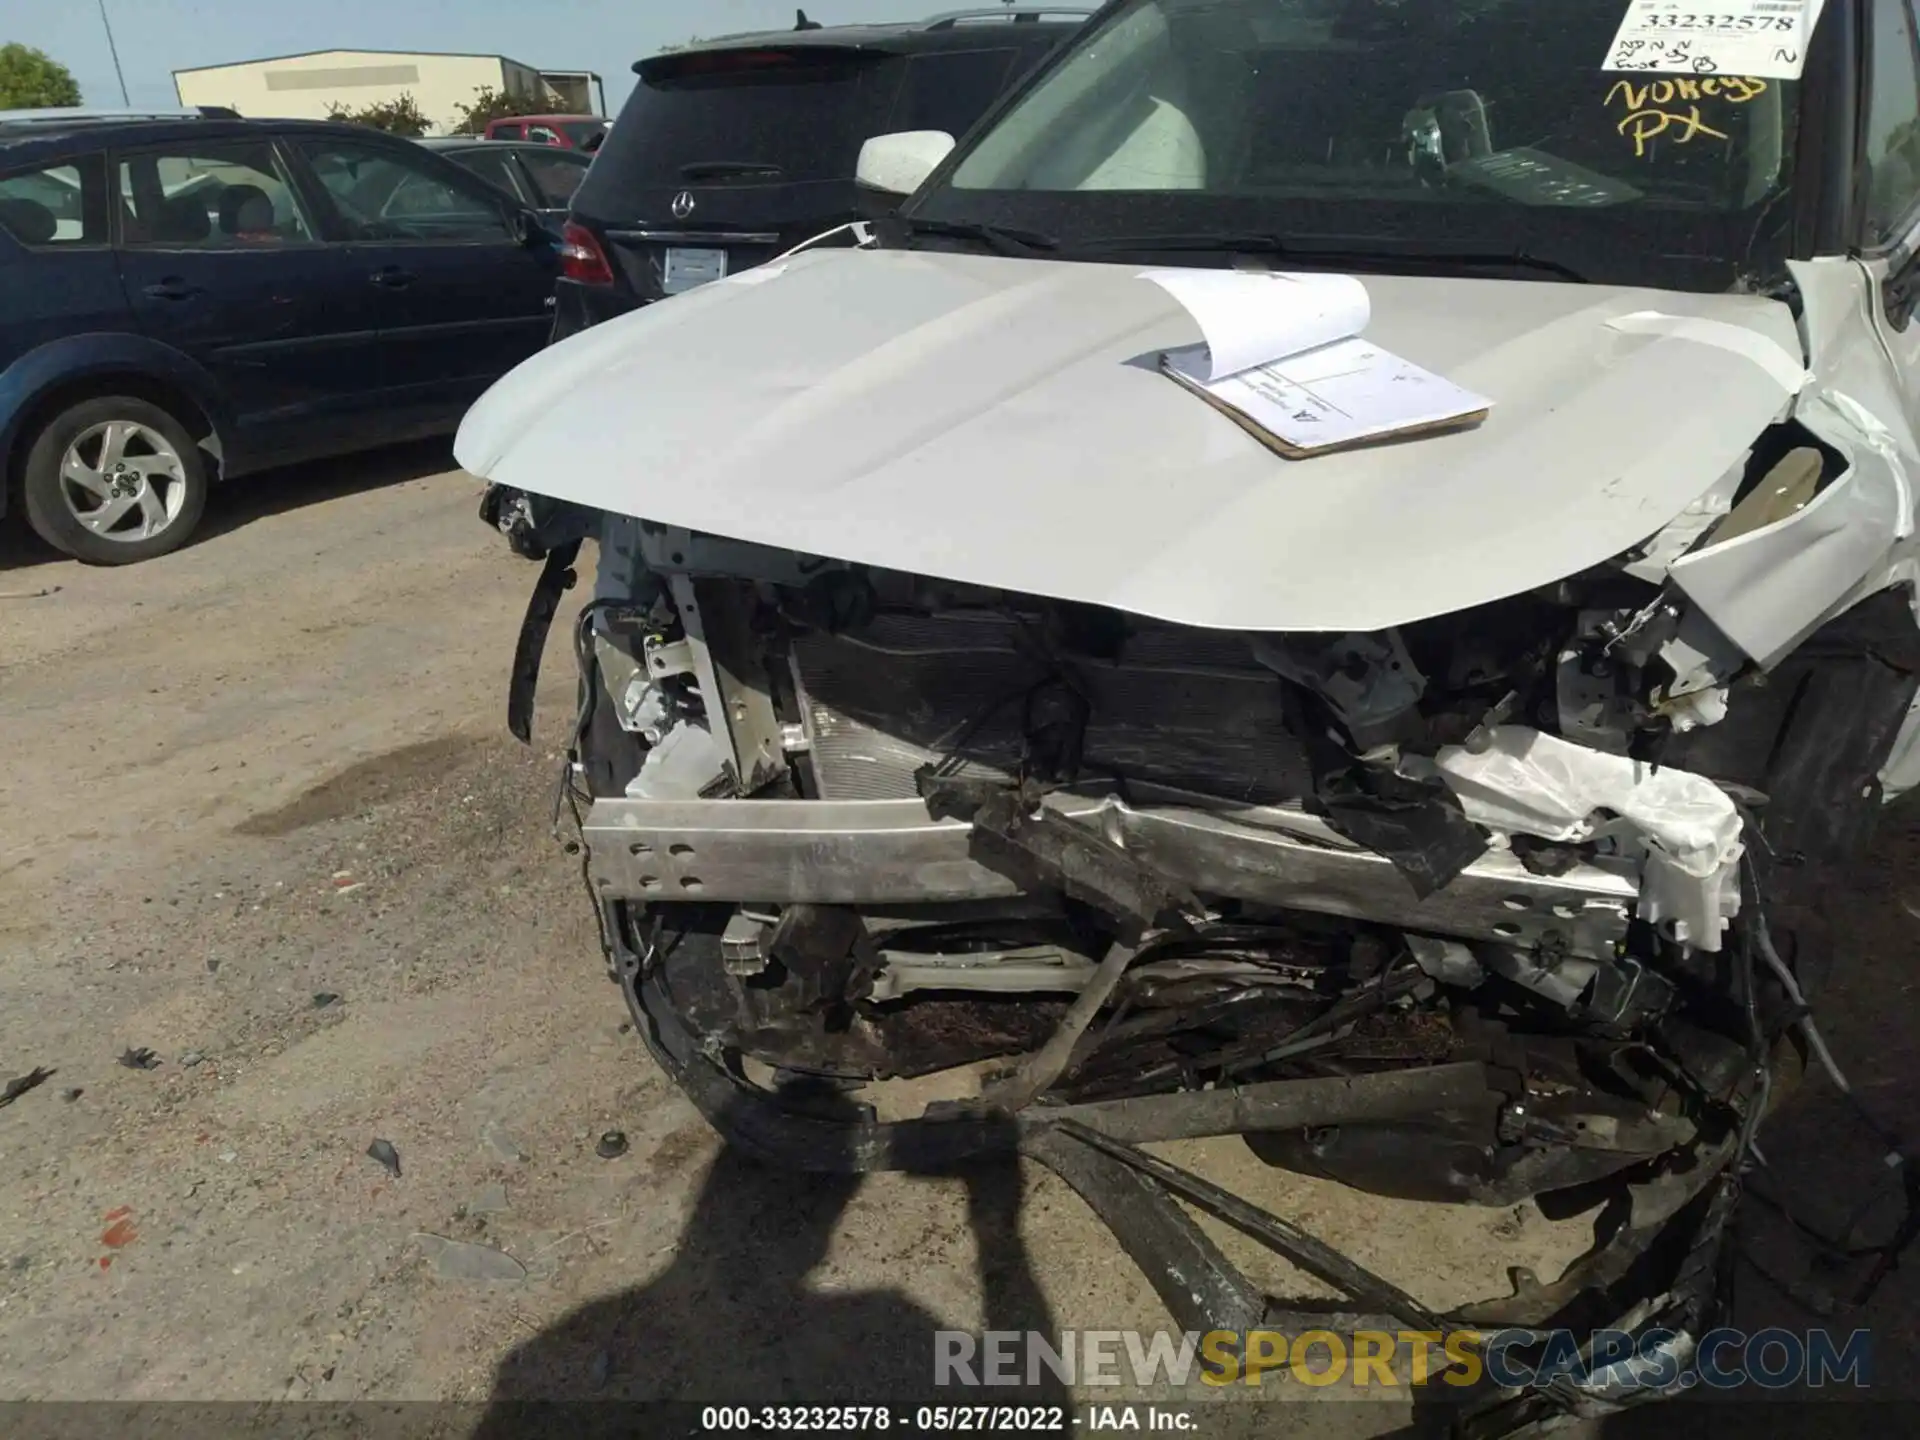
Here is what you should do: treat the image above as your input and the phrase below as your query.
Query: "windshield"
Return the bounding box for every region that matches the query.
[916,0,1802,287]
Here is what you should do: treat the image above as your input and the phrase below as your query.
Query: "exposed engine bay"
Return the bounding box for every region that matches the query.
[464,246,1920,1431]
[486,425,1920,1429]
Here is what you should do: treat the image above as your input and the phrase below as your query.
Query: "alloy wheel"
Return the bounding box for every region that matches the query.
[57,420,189,543]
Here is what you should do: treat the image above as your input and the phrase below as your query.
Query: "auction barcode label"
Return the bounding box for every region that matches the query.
[1602,0,1825,79]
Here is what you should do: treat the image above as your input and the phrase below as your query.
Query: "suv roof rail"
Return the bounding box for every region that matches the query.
[0,105,240,124]
[676,9,1092,51]
[920,7,1094,26]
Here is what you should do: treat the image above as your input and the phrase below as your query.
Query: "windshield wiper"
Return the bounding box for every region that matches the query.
[679,160,785,181]
[1072,231,1300,256]
[889,216,1060,257]
[1071,232,1589,283]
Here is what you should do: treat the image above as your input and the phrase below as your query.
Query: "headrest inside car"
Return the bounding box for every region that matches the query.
[152,194,212,243]
[0,196,59,246]
[218,183,276,236]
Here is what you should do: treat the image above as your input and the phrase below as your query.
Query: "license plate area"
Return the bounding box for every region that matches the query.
[662,247,728,294]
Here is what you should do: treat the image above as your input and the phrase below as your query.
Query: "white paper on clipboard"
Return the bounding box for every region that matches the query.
[1138,269,1370,382]
[1601,0,1827,80]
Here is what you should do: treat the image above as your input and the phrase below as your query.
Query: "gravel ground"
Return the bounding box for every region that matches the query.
[1,448,1914,1434]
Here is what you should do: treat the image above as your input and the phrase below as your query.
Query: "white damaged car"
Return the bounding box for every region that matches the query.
[458,0,1920,1421]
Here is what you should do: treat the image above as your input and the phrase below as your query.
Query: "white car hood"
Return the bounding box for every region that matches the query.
[456,247,1805,632]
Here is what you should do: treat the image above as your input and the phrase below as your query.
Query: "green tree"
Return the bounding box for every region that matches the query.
[448,84,553,136]
[325,92,430,137]
[0,42,82,109]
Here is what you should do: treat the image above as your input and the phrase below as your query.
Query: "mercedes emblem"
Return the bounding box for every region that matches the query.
[671,190,696,220]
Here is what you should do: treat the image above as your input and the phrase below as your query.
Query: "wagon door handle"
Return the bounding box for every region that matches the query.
[369,265,415,289]
[142,278,201,301]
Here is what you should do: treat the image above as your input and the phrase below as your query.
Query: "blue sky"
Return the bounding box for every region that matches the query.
[8,0,981,112]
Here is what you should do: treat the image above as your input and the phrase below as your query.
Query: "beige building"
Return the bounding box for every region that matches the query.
[173,50,604,135]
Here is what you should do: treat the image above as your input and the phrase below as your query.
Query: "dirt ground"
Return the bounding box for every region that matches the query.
[1,448,1915,1433]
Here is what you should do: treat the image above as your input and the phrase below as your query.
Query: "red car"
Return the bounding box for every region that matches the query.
[483,115,608,150]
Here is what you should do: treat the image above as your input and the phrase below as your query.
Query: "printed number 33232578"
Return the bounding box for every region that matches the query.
[1639,13,1797,30]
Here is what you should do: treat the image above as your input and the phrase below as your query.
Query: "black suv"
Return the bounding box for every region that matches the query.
[551,7,1087,338]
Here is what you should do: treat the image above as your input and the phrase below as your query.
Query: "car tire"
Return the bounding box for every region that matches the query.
[20,395,209,565]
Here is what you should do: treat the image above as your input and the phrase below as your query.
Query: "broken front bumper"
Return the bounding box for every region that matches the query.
[583,791,1637,959]
[613,917,1736,1437]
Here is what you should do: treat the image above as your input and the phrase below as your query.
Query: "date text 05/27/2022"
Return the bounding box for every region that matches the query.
[697,1405,1192,1432]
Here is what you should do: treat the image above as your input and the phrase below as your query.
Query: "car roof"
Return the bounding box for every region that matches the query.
[642,7,1091,68]
[421,136,589,155]
[487,115,605,126]
[0,105,238,124]
[0,114,431,166]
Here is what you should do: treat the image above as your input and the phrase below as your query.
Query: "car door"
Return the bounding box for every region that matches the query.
[0,151,126,364]
[111,134,385,457]
[287,133,556,422]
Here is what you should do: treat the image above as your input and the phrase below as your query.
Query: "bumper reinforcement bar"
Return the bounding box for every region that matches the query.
[584,794,1635,956]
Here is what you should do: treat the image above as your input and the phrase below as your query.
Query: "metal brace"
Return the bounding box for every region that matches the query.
[645,635,698,680]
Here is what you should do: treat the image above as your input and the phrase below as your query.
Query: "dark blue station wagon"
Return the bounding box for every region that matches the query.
[0,111,558,563]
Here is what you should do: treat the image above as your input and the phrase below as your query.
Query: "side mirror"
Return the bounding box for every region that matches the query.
[511,207,550,248]
[855,130,956,197]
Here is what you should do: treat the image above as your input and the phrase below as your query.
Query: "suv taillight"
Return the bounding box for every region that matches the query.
[559,221,614,285]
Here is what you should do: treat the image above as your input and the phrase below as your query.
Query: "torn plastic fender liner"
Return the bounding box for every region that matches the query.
[1666,259,1920,669]
[1621,457,1745,586]
[1416,726,1742,949]
[1602,307,1803,594]
[1669,401,1909,669]
[1611,262,1918,672]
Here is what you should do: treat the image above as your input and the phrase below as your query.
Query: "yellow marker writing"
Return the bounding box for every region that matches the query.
[1617,105,1728,156]
[1603,76,1765,158]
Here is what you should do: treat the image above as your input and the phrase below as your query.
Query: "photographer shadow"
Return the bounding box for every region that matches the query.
[471,1100,1065,1437]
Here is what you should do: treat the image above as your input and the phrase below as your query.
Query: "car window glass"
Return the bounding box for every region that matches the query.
[0,160,100,245]
[581,51,891,195]
[447,147,522,199]
[117,142,312,248]
[947,0,1795,214]
[526,125,562,145]
[1864,0,1920,245]
[892,49,1019,137]
[492,122,524,140]
[298,138,510,242]
[561,120,606,147]
[519,149,589,206]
